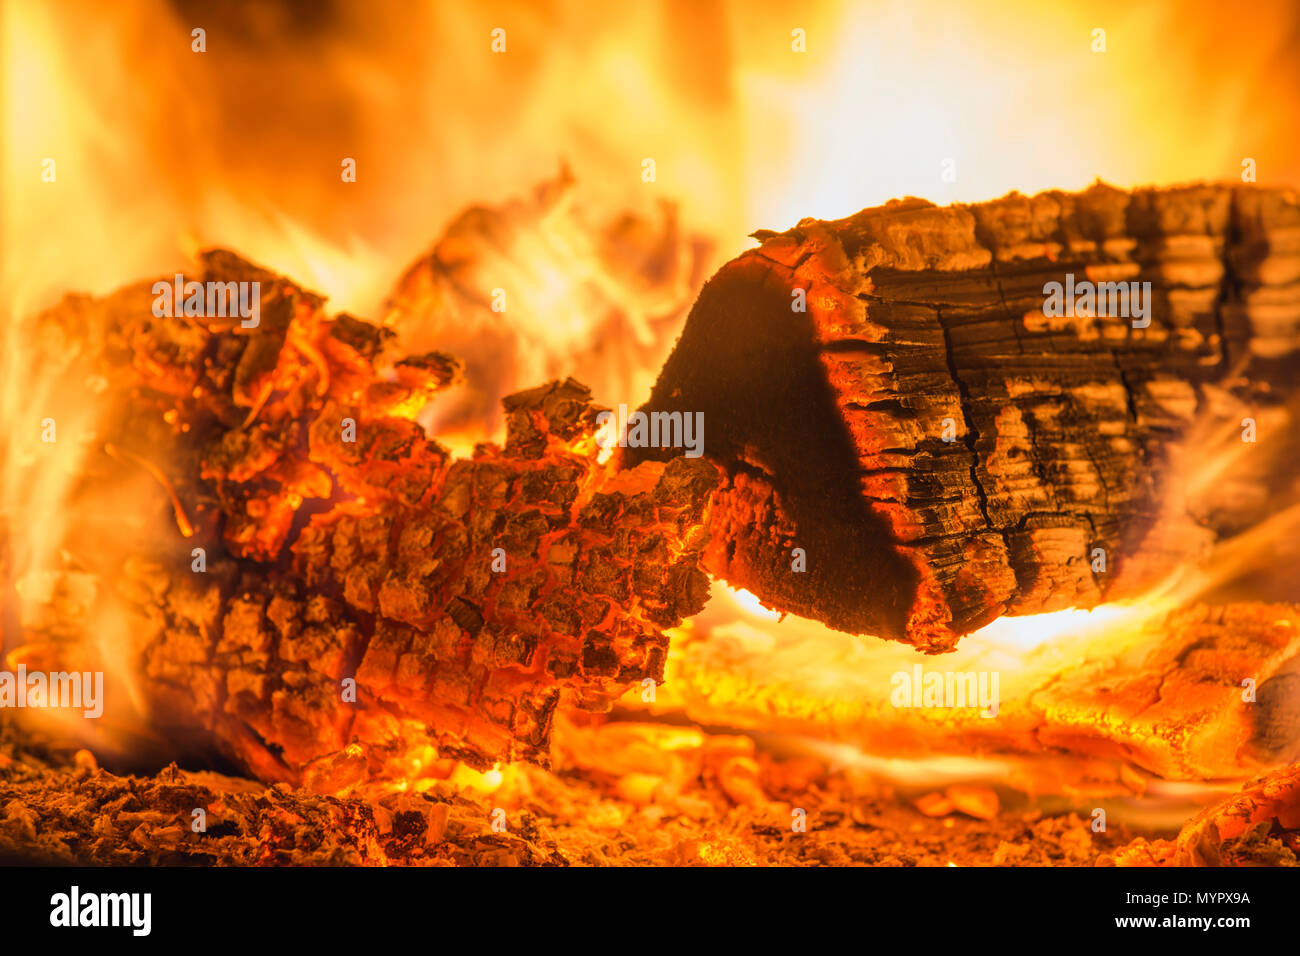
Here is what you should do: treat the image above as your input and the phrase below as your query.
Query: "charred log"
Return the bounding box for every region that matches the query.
[6,252,718,783]
[633,183,1300,651]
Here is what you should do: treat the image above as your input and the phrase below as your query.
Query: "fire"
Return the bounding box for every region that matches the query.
[632,580,1296,788]
[723,586,784,622]
[964,603,1152,651]
[741,0,1300,228]
[1,0,1299,871]
[387,168,709,451]
[7,1,1299,321]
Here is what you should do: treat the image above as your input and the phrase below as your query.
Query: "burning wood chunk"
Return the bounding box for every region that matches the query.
[11,252,717,782]
[1108,761,1300,866]
[1029,604,1300,779]
[633,183,1300,650]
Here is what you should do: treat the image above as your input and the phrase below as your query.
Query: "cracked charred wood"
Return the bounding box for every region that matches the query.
[7,251,718,784]
[632,183,1300,651]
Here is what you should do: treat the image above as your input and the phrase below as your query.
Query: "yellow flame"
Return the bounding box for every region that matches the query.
[726,586,784,622]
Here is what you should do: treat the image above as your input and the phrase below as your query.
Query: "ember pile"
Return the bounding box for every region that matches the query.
[2,182,1299,866]
[3,718,1297,866]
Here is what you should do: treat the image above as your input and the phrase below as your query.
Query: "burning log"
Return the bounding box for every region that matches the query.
[7,252,717,783]
[634,183,1300,651]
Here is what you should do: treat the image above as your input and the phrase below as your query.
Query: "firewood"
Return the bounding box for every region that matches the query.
[657,602,1300,781]
[8,252,718,782]
[633,183,1300,651]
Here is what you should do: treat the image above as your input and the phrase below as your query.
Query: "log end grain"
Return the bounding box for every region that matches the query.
[635,183,1300,651]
